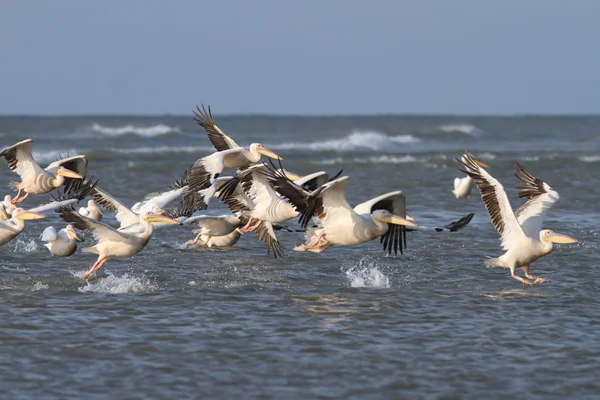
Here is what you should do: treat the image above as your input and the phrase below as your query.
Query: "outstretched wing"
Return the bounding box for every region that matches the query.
[193,104,241,151]
[513,163,560,239]
[299,176,354,230]
[45,155,88,176]
[457,152,525,251]
[90,186,139,228]
[57,206,130,244]
[40,226,58,242]
[0,139,45,183]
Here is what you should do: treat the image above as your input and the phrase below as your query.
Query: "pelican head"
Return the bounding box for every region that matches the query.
[249,143,283,160]
[56,166,83,179]
[142,211,181,224]
[88,199,103,214]
[372,209,417,226]
[541,229,578,244]
[65,224,84,242]
[12,208,46,220]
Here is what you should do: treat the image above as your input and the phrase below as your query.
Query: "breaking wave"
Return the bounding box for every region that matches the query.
[269,131,420,152]
[353,155,421,164]
[92,123,180,137]
[77,272,158,293]
[437,124,483,136]
[579,155,600,162]
[32,149,80,164]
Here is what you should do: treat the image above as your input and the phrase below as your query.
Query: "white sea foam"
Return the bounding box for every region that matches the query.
[579,155,600,162]
[310,158,345,165]
[269,131,420,152]
[11,239,39,253]
[110,145,213,154]
[437,124,483,136]
[92,123,180,137]
[31,282,49,291]
[78,272,157,293]
[344,259,390,288]
[32,149,80,164]
[475,152,496,160]
[353,155,421,164]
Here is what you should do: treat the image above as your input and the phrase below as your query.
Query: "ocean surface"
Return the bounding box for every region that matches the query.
[1,115,598,399]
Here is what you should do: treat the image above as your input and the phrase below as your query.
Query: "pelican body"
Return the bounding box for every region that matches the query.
[458,152,578,286]
[78,199,103,221]
[41,225,83,257]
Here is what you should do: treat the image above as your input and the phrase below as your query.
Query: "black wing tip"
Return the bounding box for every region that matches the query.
[445,212,475,231]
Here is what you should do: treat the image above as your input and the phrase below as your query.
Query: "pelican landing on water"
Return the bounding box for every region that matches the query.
[458,151,578,286]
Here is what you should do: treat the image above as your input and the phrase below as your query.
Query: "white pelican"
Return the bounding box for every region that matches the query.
[458,151,578,286]
[281,175,416,251]
[453,157,490,199]
[57,207,181,280]
[0,139,86,203]
[41,225,83,257]
[130,168,191,213]
[1,195,16,216]
[78,199,103,221]
[186,105,283,193]
[0,208,46,246]
[183,214,243,247]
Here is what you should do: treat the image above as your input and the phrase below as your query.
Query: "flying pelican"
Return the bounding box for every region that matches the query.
[40,225,83,257]
[186,105,283,194]
[453,156,490,199]
[458,151,578,286]
[78,199,103,221]
[57,207,181,279]
[0,139,86,203]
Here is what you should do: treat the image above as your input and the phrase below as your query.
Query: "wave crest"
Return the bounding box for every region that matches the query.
[437,124,483,136]
[269,130,420,152]
[92,123,180,137]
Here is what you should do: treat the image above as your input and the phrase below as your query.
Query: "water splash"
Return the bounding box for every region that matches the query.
[77,272,158,293]
[343,258,390,288]
[11,239,39,253]
[31,282,49,291]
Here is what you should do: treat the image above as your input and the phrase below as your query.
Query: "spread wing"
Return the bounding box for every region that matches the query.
[299,176,354,230]
[45,155,88,176]
[513,163,560,239]
[41,226,58,242]
[57,206,131,244]
[193,104,241,151]
[0,139,45,183]
[90,186,139,228]
[458,152,525,251]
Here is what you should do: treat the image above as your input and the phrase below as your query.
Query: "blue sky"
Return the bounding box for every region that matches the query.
[1,1,599,115]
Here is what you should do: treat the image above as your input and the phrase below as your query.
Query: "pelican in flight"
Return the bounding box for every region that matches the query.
[57,207,181,280]
[41,225,83,257]
[0,139,86,203]
[186,105,283,193]
[458,152,578,286]
[78,199,103,221]
[452,157,490,199]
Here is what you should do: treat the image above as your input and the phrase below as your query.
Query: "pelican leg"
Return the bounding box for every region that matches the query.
[305,232,327,250]
[83,258,109,280]
[511,271,534,287]
[186,232,204,245]
[239,217,255,232]
[246,219,262,232]
[11,190,29,204]
[522,265,549,284]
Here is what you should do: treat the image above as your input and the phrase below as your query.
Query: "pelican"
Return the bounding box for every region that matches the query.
[1,195,16,216]
[186,105,282,193]
[0,208,46,246]
[0,139,86,203]
[453,157,490,199]
[40,225,83,257]
[78,199,103,221]
[57,207,181,279]
[183,214,243,247]
[130,168,191,213]
[458,151,578,286]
